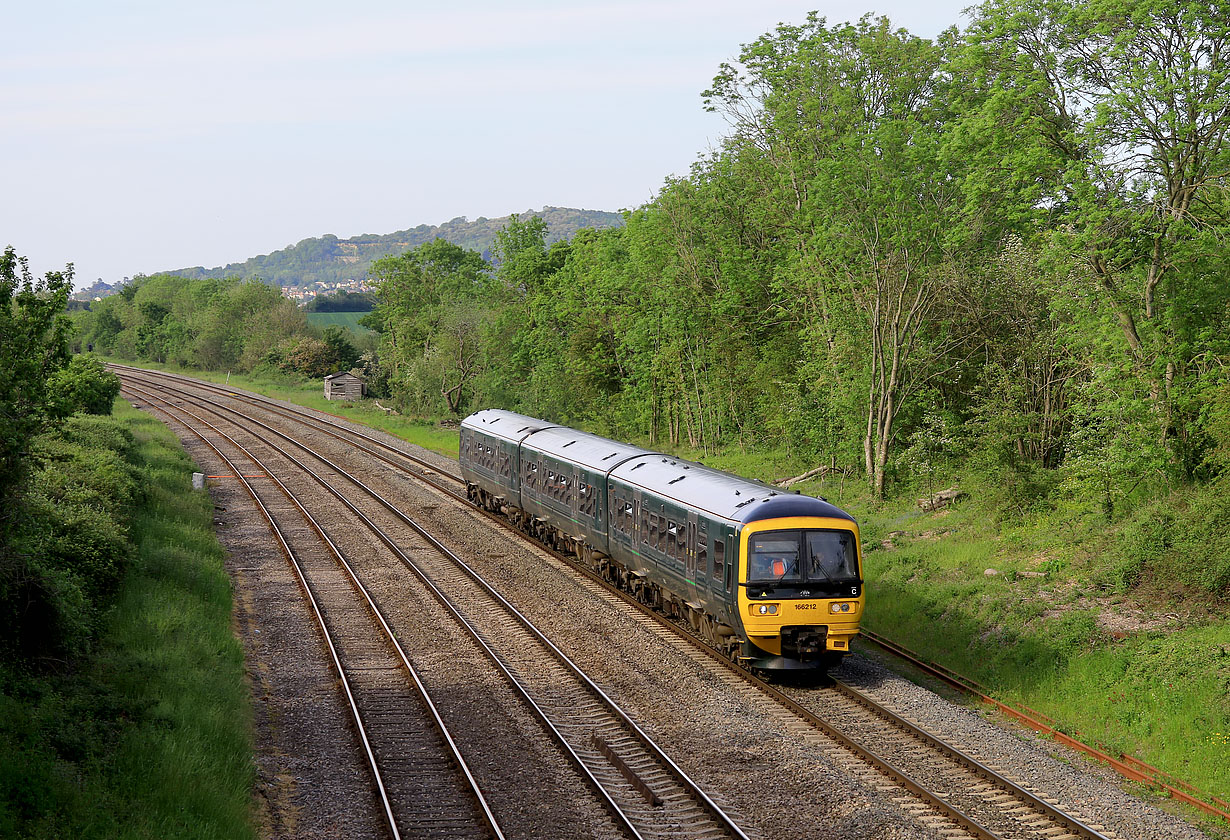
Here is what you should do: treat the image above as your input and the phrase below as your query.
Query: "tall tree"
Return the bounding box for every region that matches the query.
[967,0,1230,471]
[706,15,962,495]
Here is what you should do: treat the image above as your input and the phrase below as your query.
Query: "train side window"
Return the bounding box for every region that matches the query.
[698,527,709,577]
[661,520,671,554]
[648,514,658,549]
[640,506,648,543]
[612,492,624,533]
[719,539,731,591]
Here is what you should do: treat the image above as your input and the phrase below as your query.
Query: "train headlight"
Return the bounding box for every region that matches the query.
[755,604,779,616]
[829,602,853,614]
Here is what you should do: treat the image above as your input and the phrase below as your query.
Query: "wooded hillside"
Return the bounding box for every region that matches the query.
[162,206,623,289]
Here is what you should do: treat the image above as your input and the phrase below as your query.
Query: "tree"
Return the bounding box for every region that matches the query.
[0,247,73,531]
[967,0,1230,473]
[368,239,491,376]
[48,356,122,416]
[705,15,963,495]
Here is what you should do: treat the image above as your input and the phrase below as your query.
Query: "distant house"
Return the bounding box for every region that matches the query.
[324,371,366,401]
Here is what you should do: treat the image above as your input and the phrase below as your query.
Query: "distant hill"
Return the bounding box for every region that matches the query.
[71,279,120,302]
[163,206,624,289]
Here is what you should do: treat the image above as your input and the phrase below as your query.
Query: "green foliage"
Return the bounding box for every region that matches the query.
[304,290,376,312]
[76,274,308,374]
[0,405,255,839]
[1,416,138,661]
[0,247,73,517]
[47,356,121,416]
[161,207,623,289]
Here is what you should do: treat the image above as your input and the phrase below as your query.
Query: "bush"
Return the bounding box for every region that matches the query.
[47,356,121,416]
[0,416,138,662]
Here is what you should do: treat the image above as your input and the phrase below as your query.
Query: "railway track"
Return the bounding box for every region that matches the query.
[114,367,1160,839]
[122,375,751,840]
[126,384,502,839]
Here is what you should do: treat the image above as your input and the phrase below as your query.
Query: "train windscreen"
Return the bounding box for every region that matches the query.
[747,529,859,585]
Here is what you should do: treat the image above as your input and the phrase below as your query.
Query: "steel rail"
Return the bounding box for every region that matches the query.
[123,378,751,840]
[123,386,505,840]
[111,364,459,482]
[125,390,404,839]
[117,368,1161,837]
[121,372,1000,837]
[857,629,1230,825]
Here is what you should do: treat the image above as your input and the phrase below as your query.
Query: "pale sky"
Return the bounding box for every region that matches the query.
[3,1,972,289]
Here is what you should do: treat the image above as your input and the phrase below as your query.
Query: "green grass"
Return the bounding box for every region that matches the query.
[856,497,1230,815]
[0,401,255,839]
[306,311,373,335]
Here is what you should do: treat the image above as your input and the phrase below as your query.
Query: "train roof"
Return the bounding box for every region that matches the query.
[519,425,655,473]
[462,410,855,526]
[609,454,855,525]
[461,408,557,445]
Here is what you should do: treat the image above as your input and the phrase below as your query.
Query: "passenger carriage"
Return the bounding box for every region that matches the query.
[459,409,864,672]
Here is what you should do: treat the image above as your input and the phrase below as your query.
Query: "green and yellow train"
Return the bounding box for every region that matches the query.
[460,409,864,671]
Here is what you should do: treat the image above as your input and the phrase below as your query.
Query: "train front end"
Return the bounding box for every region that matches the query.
[735,504,864,670]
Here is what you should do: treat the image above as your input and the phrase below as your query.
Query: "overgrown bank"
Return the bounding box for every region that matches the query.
[0,403,254,839]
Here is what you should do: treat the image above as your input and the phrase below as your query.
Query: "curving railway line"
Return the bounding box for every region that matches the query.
[120,370,749,840]
[113,365,1209,840]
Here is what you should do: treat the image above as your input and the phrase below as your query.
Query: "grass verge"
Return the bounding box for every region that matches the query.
[0,401,255,839]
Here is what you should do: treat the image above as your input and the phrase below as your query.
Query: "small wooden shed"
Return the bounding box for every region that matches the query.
[324,371,366,401]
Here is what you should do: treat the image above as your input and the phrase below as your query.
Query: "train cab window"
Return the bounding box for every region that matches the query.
[747,530,859,585]
[805,530,859,581]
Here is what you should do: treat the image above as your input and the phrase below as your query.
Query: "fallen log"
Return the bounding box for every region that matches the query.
[918,488,966,512]
[773,466,831,488]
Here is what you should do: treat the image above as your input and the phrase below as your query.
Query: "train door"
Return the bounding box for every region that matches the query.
[721,530,734,593]
[632,493,641,544]
[686,511,699,584]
